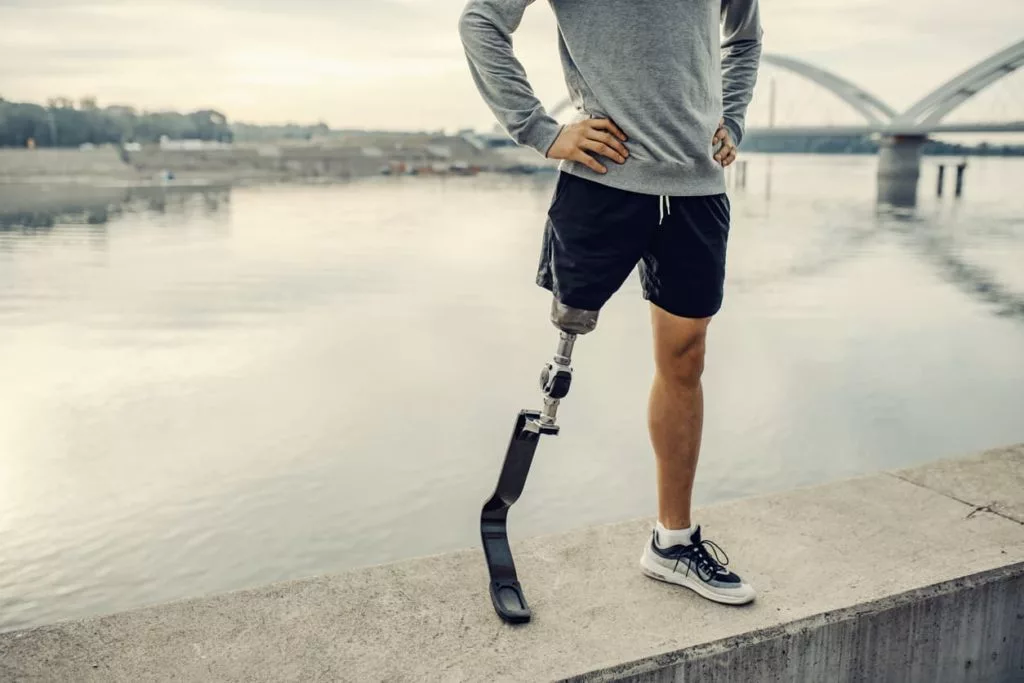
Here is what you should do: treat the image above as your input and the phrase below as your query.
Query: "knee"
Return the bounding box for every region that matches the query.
[655,329,707,387]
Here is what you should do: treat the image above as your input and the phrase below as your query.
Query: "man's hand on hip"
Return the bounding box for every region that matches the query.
[713,119,737,167]
[546,118,629,174]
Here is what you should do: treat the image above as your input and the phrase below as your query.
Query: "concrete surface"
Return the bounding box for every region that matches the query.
[1,445,1022,682]
[0,136,524,188]
[0,148,137,182]
[894,443,1024,524]
[599,564,1022,683]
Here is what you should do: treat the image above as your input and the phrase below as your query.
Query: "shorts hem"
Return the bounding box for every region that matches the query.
[644,291,723,320]
[536,277,610,312]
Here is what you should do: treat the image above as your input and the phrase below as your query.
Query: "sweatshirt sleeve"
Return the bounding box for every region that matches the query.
[458,0,563,157]
[720,0,764,146]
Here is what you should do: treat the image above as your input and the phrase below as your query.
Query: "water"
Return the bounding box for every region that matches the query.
[1,155,1022,632]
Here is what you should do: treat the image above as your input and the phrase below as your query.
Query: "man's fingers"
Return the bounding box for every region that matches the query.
[588,118,627,142]
[571,149,607,174]
[712,127,727,144]
[715,143,736,164]
[585,130,628,159]
[581,139,625,164]
[607,120,628,142]
[721,148,737,167]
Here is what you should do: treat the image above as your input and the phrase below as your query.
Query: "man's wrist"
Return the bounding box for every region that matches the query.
[722,117,743,147]
[519,114,563,158]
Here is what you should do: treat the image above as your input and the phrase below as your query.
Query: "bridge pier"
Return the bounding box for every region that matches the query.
[876,134,926,207]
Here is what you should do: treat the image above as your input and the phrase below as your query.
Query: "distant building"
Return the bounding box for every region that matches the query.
[425,145,452,159]
[459,132,488,151]
[158,136,232,151]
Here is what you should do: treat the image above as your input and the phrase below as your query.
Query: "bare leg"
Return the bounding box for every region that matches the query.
[648,304,711,530]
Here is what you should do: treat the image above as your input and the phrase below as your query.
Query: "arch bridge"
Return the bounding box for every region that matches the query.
[548,38,1024,137]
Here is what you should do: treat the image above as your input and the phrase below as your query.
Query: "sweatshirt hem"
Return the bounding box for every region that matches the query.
[558,159,727,197]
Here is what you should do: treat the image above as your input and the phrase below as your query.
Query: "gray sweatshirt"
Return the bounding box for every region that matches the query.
[459,0,763,196]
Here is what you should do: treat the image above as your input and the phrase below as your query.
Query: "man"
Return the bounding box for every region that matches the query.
[459,0,762,605]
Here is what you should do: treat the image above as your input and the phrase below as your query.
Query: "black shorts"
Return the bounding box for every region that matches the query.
[536,172,731,319]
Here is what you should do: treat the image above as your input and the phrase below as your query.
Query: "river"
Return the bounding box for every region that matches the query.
[1,154,1022,632]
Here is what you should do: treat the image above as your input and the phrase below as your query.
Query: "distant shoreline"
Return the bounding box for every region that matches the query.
[0,131,559,191]
[0,137,556,229]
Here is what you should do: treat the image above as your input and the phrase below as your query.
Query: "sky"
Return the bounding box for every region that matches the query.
[1,0,1022,131]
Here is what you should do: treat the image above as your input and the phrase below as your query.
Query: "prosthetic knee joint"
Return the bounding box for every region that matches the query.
[480,298,599,624]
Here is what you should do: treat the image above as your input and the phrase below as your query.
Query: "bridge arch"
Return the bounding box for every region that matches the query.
[546,53,897,125]
[896,38,1024,128]
[759,54,897,124]
[546,41,1024,134]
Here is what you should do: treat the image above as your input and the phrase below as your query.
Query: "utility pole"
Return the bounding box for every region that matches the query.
[766,76,776,201]
[47,109,57,147]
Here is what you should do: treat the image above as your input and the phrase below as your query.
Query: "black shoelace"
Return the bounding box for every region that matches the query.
[672,538,730,583]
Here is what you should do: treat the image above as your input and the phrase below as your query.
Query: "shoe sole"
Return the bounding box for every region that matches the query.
[639,553,755,606]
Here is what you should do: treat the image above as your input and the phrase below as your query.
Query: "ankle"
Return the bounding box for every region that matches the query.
[658,516,691,530]
[655,520,695,548]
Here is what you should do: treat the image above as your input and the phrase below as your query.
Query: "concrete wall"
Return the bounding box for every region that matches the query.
[876,135,925,207]
[1,445,1021,682]
[0,147,137,181]
[0,136,530,188]
[594,565,1023,683]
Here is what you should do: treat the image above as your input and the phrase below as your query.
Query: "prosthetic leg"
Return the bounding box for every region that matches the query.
[480,300,598,624]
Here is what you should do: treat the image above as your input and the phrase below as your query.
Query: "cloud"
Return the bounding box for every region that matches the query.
[0,0,1021,130]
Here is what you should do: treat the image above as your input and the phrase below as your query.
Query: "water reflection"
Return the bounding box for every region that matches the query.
[0,156,1022,634]
[876,177,919,208]
[0,184,231,232]
[754,155,1023,321]
[881,210,1024,321]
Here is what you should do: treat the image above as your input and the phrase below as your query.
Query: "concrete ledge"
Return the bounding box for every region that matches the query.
[597,564,1023,683]
[2,445,1022,682]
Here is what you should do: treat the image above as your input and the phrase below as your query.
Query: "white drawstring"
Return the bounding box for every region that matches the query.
[658,195,671,225]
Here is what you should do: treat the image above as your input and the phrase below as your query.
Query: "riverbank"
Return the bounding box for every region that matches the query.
[0,140,555,228]
[0,135,555,189]
[1,444,1021,682]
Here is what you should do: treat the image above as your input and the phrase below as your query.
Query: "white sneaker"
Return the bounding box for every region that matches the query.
[639,526,756,605]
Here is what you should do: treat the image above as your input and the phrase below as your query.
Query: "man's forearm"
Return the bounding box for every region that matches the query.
[720,0,763,145]
[458,0,562,156]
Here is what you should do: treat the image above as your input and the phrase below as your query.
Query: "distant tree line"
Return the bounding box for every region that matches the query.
[0,96,233,148]
[743,133,1024,157]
